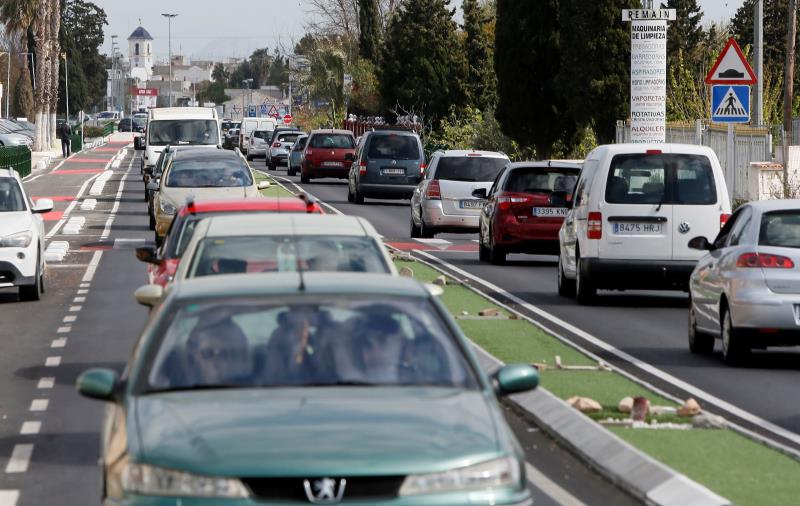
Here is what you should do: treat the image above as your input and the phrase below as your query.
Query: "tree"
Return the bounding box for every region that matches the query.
[358,0,381,61]
[663,0,704,75]
[212,62,229,83]
[197,81,230,105]
[463,0,496,112]
[379,0,467,123]
[13,61,34,119]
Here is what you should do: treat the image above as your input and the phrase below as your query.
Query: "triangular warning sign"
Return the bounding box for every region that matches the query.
[268,104,279,116]
[714,87,747,117]
[705,38,757,84]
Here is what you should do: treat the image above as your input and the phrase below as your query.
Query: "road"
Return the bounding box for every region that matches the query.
[0,142,638,505]
[277,168,800,452]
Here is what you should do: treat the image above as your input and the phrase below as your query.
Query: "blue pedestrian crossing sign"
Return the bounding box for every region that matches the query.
[247,105,257,118]
[711,85,750,123]
[260,104,268,116]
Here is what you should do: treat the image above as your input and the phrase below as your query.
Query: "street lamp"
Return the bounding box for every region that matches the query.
[110,35,118,111]
[61,52,68,123]
[0,52,10,118]
[242,78,253,119]
[162,13,178,107]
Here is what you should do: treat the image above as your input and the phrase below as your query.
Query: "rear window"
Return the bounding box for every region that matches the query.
[277,133,302,143]
[166,158,253,188]
[368,135,420,160]
[504,167,579,194]
[253,130,272,140]
[435,156,508,182]
[309,134,355,149]
[759,211,800,248]
[605,154,716,205]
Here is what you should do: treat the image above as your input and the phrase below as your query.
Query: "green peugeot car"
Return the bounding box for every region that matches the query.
[77,273,538,505]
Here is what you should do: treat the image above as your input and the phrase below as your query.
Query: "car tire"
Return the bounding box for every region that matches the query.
[575,254,596,305]
[557,254,576,297]
[268,160,276,171]
[410,212,422,238]
[288,166,296,177]
[478,240,489,262]
[354,186,365,205]
[19,252,43,301]
[300,173,310,184]
[489,242,506,265]
[418,214,434,238]
[347,183,355,203]
[721,304,749,366]
[688,296,714,354]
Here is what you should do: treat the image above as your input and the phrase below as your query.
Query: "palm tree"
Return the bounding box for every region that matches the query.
[32,0,49,151]
[48,0,61,149]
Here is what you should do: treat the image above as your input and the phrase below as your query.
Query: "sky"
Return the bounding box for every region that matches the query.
[94,0,746,63]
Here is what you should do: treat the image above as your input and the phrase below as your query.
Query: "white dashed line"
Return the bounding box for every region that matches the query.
[79,283,90,288]
[29,399,48,412]
[37,377,55,389]
[5,444,33,473]
[82,251,103,283]
[56,326,71,334]
[51,338,67,348]
[73,296,85,303]
[101,163,131,239]
[79,198,97,211]
[62,315,76,323]
[0,489,20,506]
[19,422,41,435]
[77,289,88,295]
[89,170,114,196]
[68,306,82,312]
[44,356,61,367]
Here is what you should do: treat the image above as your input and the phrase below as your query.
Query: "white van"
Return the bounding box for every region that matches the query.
[239,117,277,156]
[138,107,221,173]
[558,143,732,304]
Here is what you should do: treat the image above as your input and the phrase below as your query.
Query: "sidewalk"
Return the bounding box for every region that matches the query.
[28,137,107,178]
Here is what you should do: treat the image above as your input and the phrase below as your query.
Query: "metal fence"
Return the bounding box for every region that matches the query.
[616,120,773,201]
[0,146,32,178]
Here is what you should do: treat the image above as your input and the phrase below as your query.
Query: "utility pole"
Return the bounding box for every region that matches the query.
[162,13,178,107]
[754,0,764,126]
[0,52,9,118]
[62,52,69,124]
[784,0,797,197]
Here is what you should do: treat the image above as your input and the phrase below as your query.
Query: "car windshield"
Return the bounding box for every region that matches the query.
[143,296,478,391]
[435,156,508,182]
[253,130,272,140]
[505,167,579,194]
[98,112,115,119]
[759,211,800,248]
[309,133,354,149]
[165,159,253,188]
[605,154,716,205]
[148,120,219,146]
[368,135,420,160]
[0,179,26,212]
[188,235,389,277]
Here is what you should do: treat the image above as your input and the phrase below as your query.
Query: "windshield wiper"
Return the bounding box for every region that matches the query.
[145,383,256,394]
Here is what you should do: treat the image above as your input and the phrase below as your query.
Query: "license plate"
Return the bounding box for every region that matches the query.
[534,207,568,217]
[322,161,342,167]
[382,167,405,175]
[613,222,663,234]
[460,199,484,209]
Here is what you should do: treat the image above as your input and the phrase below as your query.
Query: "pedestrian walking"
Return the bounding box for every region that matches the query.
[60,122,72,158]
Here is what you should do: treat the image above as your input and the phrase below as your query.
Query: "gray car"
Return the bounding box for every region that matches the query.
[288,134,308,176]
[347,129,425,204]
[688,199,800,365]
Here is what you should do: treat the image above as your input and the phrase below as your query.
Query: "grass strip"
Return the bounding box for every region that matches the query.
[254,171,296,199]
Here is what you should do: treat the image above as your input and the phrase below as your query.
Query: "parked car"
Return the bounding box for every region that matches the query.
[97,110,122,122]
[135,196,324,287]
[266,127,302,170]
[78,272,538,505]
[348,129,426,204]
[118,117,145,133]
[0,132,32,147]
[246,129,272,160]
[288,134,308,176]
[558,143,732,304]
[476,161,581,264]
[223,128,240,150]
[300,129,356,184]
[0,168,52,300]
[687,200,800,365]
[409,150,509,238]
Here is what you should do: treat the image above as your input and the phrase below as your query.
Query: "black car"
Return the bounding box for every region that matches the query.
[223,128,240,150]
[118,118,145,133]
[347,129,425,204]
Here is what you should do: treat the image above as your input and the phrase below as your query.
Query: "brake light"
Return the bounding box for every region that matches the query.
[359,160,367,175]
[737,253,794,269]
[588,212,602,239]
[273,142,281,148]
[646,149,662,154]
[497,195,530,211]
[720,213,731,228]
[419,163,426,175]
[426,180,441,200]
[306,150,313,156]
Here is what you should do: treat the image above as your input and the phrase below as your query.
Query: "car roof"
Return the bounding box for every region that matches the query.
[366,129,419,137]
[149,107,217,120]
[592,143,716,157]
[177,197,321,216]
[200,213,377,238]
[309,129,354,136]
[740,199,800,213]
[0,168,21,180]
[507,160,582,170]
[171,148,239,162]
[437,150,508,158]
[172,272,429,301]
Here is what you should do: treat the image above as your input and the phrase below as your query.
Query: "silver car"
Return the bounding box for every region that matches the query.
[411,150,509,238]
[246,129,273,160]
[688,199,800,365]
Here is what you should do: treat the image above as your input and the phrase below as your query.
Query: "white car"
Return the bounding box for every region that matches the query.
[0,168,53,300]
[246,129,272,160]
[558,143,732,304]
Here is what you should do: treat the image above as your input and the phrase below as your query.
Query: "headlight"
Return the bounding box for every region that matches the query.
[0,231,33,248]
[159,200,176,215]
[121,462,250,498]
[399,456,522,496]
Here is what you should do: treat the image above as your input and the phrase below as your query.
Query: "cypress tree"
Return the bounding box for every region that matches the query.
[463,0,496,111]
[358,0,381,62]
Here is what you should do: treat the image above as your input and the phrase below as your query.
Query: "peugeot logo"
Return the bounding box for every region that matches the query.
[303,478,346,504]
[678,222,691,234]
[391,159,397,165]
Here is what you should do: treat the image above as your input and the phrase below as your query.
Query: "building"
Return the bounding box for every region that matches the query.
[128,25,154,83]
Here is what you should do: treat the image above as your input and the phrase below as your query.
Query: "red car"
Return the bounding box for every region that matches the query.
[477,161,581,264]
[135,195,324,286]
[300,129,356,184]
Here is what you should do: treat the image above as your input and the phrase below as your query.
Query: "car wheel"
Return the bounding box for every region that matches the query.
[300,172,310,184]
[721,304,749,366]
[354,186,365,205]
[557,254,576,297]
[478,239,489,262]
[688,296,714,354]
[19,252,42,301]
[268,160,276,171]
[246,154,253,161]
[488,239,506,265]
[347,182,355,203]
[288,166,296,177]
[155,234,163,248]
[418,214,434,238]
[410,211,422,238]
[575,254,596,305]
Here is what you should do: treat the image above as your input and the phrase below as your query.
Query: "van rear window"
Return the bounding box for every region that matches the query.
[435,156,508,182]
[605,154,716,205]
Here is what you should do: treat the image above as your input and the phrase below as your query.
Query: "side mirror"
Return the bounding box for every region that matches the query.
[257,181,271,190]
[135,245,160,265]
[688,236,713,251]
[344,153,355,162]
[146,181,159,192]
[134,284,164,307]
[493,363,539,396]
[32,198,54,214]
[548,191,570,208]
[471,188,488,199]
[76,368,120,402]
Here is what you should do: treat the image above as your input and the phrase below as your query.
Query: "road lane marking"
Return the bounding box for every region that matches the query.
[82,251,103,283]
[62,316,76,323]
[56,326,71,333]
[264,172,345,215]
[101,159,132,239]
[73,296,86,303]
[20,422,41,435]
[77,289,88,294]
[37,378,55,389]
[5,445,33,473]
[525,463,587,506]
[79,283,90,288]
[0,490,19,506]
[51,338,67,348]
[68,306,82,312]
[44,356,61,367]
[29,399,48,411]
[44,241,70,262]
[44,169,107,239]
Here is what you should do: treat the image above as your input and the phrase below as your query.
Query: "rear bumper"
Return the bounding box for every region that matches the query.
[728,289,800,342]
[360,183,415,199]
[249,146,267,157]
[304,165,350,178]
[423,201,479,231]
[270,154,289,165]
[582,258,695,290]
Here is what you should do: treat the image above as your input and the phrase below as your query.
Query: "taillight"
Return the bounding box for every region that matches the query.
[720,213,731,228]
[306,150,313,156]
[273,142,281,148]
[736,253,794,269]
[588,212,602,239]
[426,180,441,200]
[359,160,367,175]
[646,149,662,155]
[419,163,426,175]
[497,195,530,211]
